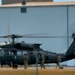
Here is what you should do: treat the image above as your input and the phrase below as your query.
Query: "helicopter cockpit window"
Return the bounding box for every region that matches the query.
[22,51,27,56]
[9,51,14,56]
[0,48,4,56]
[17,51,22,56]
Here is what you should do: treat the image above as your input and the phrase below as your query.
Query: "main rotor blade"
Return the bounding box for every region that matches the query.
[22,35,71,38]
[23,33,51,36]
[0,33,50,38]
[0,34,72,38]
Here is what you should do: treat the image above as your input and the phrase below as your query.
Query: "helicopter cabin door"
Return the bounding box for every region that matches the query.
[0,48,5,61]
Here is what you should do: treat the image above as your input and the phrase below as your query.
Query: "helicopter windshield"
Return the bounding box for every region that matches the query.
[0,48,4,56]
[0,42,10,46]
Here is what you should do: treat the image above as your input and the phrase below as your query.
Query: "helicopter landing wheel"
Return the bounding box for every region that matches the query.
[12,63,18,69]
[1,62,3,67]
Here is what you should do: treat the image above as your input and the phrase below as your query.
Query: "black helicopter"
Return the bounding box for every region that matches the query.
[0,33,75,68]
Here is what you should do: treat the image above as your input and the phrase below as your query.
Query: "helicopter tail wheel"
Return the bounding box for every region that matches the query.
[14,64,18,69]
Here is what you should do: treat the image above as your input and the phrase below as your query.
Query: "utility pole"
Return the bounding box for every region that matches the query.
[34,48,38,75]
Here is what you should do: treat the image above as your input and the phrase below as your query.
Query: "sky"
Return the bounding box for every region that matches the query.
[0,0,75,4]
[54,0,75,2]
[0,0,1,4]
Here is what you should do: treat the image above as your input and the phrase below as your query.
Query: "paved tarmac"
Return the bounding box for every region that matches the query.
[0,66,75,70]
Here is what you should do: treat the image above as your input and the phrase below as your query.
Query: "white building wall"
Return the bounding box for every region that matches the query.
[67,6,75,66]
[0,6,68,52]
[0,5,75,66]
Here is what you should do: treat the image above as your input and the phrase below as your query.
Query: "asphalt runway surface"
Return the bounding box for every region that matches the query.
[0,66,75,70]
[0,67,75,75]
